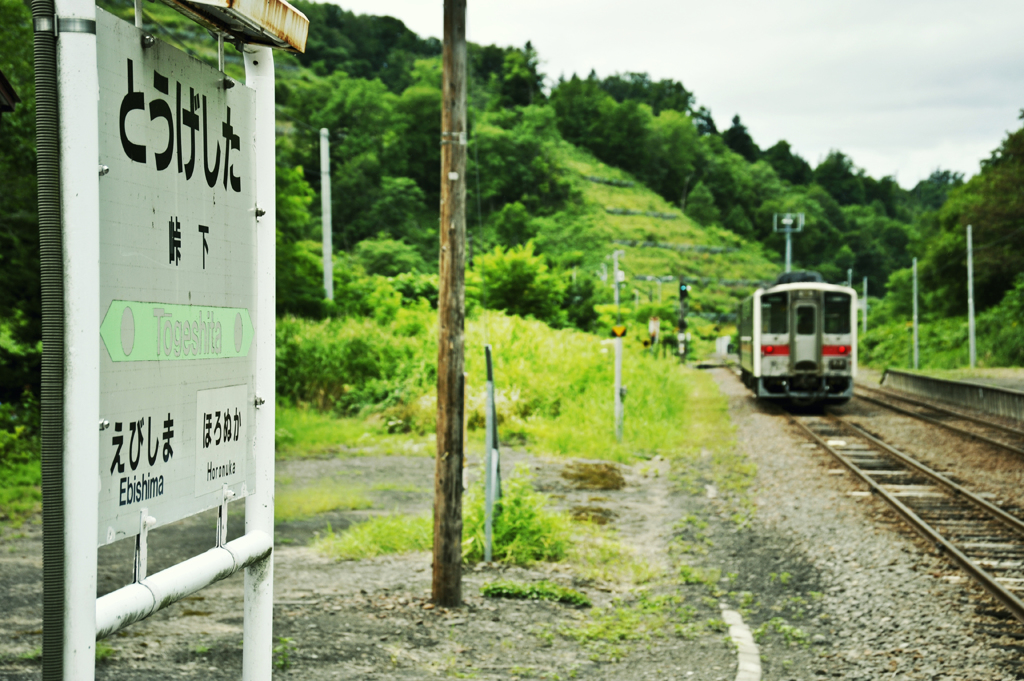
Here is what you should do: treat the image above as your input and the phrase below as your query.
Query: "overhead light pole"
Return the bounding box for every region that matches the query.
[912,257,919,370]
[773,213,805,273]
[967,224,976,368]
[319,128,333,301]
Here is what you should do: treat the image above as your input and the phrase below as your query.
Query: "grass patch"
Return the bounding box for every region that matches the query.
[274,481,372,523]
[559,591,693,656]
[275,404,383,458]
[314,464,573,566]
[464,312,742,462]
[463,463,573,565]
[371,482,426,493]
[567,523,659,585]
[481,579,591,607]
[95,640,115,662]
[752,617,808,646]
[313,513,432,561]
[0,392,41,526]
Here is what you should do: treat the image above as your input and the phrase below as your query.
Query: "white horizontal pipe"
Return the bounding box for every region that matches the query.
[95,531,272,639]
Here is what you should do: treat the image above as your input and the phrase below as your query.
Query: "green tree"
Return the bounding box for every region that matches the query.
[490,201,536,247]
[470,106,572,218]
[0,0,40,400]
[354,234,428,276]
[814,151,865,206]
[550,73,612,148]
[290,0,441,93]
[645,109,702,205]
[598,71,693,115]
[685,181,720,226]
[762,140,812,185]
[476,242,567,327]
[396,68,442,207]
[921,120,1024,315]
[722,115,759,163]
[496,42,545,108]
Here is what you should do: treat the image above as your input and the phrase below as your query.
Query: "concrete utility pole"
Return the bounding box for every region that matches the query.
[612,250,624,320]
[847,268,853,288]
[967,224,976,368]
[612,250,625,443]
[863,276,868,335]
[912,257,919,369]
[773,213,804,273]
[434,0,467,608]
[319,128,333,301]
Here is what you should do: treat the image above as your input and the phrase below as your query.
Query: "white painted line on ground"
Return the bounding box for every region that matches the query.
[720,605,761,681]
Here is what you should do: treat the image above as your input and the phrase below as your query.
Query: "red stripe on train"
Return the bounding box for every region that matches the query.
[761,345,789,356]
[822,345,851,356]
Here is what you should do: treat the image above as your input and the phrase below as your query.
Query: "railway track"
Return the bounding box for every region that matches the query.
[792,413,1024,624]
[855,383,1024,457]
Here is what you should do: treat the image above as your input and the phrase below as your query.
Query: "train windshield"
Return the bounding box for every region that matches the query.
[824,293,851,334]
[796,306,816,334]
[761,293,788,334]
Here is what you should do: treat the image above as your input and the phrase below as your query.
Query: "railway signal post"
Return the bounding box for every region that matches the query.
[678,282,690,360]
[611,324,627,442]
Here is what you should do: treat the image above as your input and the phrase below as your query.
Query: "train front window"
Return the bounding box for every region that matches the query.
[796,306,816,335]
[761,293,788,334]
[824,293,851,334]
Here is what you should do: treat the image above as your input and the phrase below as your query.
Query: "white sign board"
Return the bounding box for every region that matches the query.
[96,9,258,546]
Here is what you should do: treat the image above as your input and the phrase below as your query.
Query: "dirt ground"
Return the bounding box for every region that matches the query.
[2,368,1024,679]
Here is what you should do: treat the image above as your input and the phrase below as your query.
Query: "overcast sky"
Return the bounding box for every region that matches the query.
[331,0,1024,188]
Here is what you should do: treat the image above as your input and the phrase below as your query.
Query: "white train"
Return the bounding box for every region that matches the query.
[737,272,857,405]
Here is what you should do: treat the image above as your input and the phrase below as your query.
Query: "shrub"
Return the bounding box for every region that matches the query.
[0,390,41,524]
[476,241,567,327]
[276,308,435,414]
[462,463,572,564]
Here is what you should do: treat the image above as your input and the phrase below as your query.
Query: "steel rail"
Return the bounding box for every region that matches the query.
[789,416,1024,625]
[835,418,1024,537]
[855,392,1024,458]
[858,384,1024,439]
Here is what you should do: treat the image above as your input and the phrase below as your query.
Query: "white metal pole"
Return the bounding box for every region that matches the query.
[483,345,495,563]
[847,268,852,287]
[967,224,976,368]
[612,251,620,317]
[54,0,101,674]
[319,128,333,301]
[785,229,792,273]
[614,336,623,443]
[912,257,919,369]
[243,45,275,681]
[862,276,868,335]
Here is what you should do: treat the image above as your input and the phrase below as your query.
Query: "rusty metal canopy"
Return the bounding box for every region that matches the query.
[158,0,308,53]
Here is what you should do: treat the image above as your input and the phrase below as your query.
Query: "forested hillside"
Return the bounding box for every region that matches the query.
[2,0,1024,405]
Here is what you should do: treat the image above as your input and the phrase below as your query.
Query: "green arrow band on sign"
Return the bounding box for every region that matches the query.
[101,300,254,362]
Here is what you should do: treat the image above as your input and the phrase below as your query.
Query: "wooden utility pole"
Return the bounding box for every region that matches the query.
[434,0,467,608]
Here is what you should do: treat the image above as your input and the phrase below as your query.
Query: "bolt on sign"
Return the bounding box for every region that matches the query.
[96,9,257,546]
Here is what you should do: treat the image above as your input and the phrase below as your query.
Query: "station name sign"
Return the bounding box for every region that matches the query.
[96,9,258,546]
